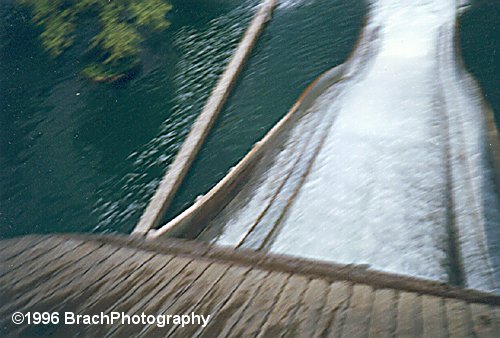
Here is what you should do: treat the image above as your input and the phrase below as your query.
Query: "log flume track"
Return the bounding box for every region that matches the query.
[153,0,500,293]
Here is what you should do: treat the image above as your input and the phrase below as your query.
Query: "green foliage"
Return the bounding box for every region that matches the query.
[18,0,172,82]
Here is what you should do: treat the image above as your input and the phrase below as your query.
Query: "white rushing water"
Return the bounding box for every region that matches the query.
[199,0,499,291]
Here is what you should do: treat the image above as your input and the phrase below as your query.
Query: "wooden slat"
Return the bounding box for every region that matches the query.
[0,237,77,278]
[141,263,230,337]
[33,248,139,312]
[135,260,211,314]
[0,236,31,254]
[112,256,192,315]
[90,253,177,315]
[197,269,269,337]
[112,259,210,337]
[369,289,397,338]
[88,254,180,337]
[14,248,142,337]
[289,278,330,337]
[470,303,496,338]
[256,274,309,337]
[170,265,251,337]
[72,251,158,313]
[341,284,375,338]
[313,281,351,338]
[50,251,162,337]
[0,241,104,315]
[422,295,447,338]
[1,235,500,338]
[9,244,131,299]
[12,244,117,314]
[0,236,51,260]
[229,271,290,337]
[0,236,52,256]
[396,292,422,337]
[445,298,473,337]
[31,248,140,312]
[165,262,230,316]
[101,256,199,337]
[11,244,124,336]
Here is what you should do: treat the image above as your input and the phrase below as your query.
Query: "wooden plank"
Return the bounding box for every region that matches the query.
[0,241,104,315]
[470,303,496,338]
[91,254,178,314]
[165,262,230,316]
[3,234,500,338]
[7,244,117,313]
[110,256,192,314]
[106,259,211,337]
[79,255,191,337]
[24,247,140,314]
[341,284,375,338]
[0,237,27,253]
[197,269,269,337]
[4,242,121,295]
[0,236,49,260]
[49,251,161,337]
[288,278,330,337]
[313,281,351,338]
[14,248,143,337]
[0,237,75,277]
[445,298,473,337]
[256,274,309,337]
[395,292,422,337]
[228,271,290,337]
[133,259,211,314]
[422,295,447,338]
[68,251,159,314]
[170,265,251,338]
[139,262,230,337]
[369,289,397,338]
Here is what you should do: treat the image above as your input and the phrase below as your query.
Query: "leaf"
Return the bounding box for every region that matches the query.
[16,0,172,81]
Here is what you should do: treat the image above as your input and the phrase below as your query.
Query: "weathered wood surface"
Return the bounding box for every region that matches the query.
[1,235,499,337]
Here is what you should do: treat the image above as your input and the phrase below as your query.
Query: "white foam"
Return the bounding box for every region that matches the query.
[277,0,315,10]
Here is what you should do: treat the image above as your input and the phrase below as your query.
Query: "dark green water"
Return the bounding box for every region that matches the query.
[0,0,366,238]
[0,0,498,239]
[0,0,251,237]
[458,0,500,126]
